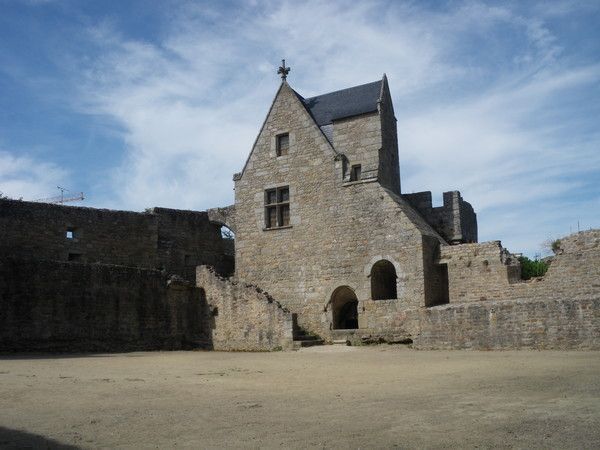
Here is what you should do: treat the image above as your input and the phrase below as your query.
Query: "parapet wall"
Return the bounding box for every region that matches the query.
[404,191,477,244]
[196,266,294,351]
[0,258,210,352]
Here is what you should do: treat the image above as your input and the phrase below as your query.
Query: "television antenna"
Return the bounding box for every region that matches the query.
[34,186,85,204]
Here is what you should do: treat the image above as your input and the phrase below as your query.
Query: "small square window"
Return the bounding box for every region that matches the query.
[276,133,289,156]
[350,165,362,182]
[66,228,75,239]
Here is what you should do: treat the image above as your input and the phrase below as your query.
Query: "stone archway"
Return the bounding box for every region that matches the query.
[330,286,359,330]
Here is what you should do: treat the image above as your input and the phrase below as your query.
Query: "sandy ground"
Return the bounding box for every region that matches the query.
[0,346,599,449]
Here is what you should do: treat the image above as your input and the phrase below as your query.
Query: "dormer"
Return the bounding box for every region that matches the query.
[295,75,401,194]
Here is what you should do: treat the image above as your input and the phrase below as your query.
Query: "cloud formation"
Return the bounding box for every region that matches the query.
[0,150,68,201]
[1,0,599,256]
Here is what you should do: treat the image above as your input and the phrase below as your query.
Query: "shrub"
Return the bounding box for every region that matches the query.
[518,256,548,280]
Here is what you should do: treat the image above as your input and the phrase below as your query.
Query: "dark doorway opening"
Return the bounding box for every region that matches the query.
[330,286,359,330]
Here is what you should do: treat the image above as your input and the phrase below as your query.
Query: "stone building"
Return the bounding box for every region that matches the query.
[213,74,476,339]
[1,68,598,352]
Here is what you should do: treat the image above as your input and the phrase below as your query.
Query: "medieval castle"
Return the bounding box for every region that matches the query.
[1,69,598,352]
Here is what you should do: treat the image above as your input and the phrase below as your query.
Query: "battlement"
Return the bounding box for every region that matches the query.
[403,191,477,244]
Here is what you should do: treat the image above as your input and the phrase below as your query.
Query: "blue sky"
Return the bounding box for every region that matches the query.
[0,0,599,256]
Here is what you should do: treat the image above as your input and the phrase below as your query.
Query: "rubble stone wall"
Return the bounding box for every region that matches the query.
[410,297,600,350]
[0,258,210,352]
[0,199,228,280]
[196,266,294,351]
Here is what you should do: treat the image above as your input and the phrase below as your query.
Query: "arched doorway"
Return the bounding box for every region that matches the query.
[330,286,359,330]
[370,260,397,300]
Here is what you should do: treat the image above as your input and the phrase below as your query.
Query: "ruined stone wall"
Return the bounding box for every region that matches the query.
[0,199,157,267]
[196,266,293,351]
[404,191,477,244]
[409,297,600,350]
[152,207,228,279]
[0,258,210,352]
[441,230,600,304]
[440,240,520,303]
[0,199,228,280]
[395,230,600,349]
[234,83,442,336]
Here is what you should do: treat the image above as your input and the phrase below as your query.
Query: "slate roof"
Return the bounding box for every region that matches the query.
[296,79,383,126]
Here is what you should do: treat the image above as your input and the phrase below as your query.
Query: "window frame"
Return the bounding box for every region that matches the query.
[350,164,362,182]
[264,186,290,229]
[276,133,290,157]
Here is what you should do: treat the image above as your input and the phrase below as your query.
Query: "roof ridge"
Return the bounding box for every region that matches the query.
[304,79,382,101]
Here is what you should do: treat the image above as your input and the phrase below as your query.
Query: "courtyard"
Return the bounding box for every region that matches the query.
[1,346,599,449]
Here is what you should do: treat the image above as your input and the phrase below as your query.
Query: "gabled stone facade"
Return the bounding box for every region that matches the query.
[224,76,476,337]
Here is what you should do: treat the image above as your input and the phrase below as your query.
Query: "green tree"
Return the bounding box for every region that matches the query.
[519,256,548,280]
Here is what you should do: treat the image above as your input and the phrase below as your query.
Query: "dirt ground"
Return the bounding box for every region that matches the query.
[0,346,599,449]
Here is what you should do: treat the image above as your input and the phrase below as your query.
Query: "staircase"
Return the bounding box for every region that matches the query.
[292,315,324,349]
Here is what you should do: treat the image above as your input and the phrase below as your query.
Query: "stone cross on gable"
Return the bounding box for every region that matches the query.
[277,59,290,81]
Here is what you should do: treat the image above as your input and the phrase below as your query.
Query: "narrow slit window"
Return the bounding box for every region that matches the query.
[276,133,289,156]
[265,186,290,228]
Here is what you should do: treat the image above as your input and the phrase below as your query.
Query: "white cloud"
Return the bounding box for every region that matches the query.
[67,0,598,255]
[0,150,68,201]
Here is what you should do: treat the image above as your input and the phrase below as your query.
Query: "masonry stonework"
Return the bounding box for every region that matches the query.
[1,74,598,352]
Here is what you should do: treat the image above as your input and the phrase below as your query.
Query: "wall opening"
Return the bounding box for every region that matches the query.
[330,286,359,330]
[219,225,235,277]
[370,260,397,300]
[66,227,75,239]
[350,164,362,182]
[68,253,82,261]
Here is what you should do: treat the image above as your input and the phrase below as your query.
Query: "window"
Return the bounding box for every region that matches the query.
[66,227,75,239]
[276,133,289,156]
[68,253,82,261]
[370,260,397,300]
[265,186,290,228]
[350,165,362,182]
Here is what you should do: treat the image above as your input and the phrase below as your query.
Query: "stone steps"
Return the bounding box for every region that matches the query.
[292,320,324,349]
[292,339,325,349]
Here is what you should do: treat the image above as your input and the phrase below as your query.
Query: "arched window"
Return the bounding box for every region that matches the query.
[370,260,397,300]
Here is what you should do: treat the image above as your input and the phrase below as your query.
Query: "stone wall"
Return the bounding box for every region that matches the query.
[441,229,600,304]
[152,207,229,279]
[410,297,600,350]
[0,258,210,352]
[233,82,444,336]
[404,190,477,244]
[196,266,294,351]
[0,199,157,267]
[440,240,521,303]
[0,199,228,280]
[377,75,401,195]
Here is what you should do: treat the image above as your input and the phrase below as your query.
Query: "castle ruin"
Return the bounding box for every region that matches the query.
[1,72,598,352]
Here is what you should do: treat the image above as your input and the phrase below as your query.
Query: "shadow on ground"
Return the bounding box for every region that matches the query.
[0,426,80,449]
